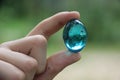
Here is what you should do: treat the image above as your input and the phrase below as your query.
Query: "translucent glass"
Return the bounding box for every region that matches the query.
[63,19,87,53]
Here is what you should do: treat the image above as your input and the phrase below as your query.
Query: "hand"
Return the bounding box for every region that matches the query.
[0,11,81,80]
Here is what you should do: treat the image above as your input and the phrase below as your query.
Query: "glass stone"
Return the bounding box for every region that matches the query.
[63,19,87,53]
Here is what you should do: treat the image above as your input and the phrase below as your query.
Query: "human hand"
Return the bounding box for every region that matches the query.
[0,11,81,80]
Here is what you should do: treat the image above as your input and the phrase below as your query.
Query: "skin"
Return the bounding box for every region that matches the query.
[0,11,81,80]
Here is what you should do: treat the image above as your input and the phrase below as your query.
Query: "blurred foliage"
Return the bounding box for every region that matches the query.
[0,0,120,45]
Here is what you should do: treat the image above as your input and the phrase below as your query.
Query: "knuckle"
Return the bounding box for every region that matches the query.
[10,70,25,80]
[31,35,47,47]
[23,58,38,72]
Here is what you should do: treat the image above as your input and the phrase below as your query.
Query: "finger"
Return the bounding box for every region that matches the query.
[34,51,81,80]
[27,11,80,39]
[0,60,25,80]
[0,48,37,80]
[1,35,47,73]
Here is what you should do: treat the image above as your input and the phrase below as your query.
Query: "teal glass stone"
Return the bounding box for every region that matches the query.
[63,19,87,53]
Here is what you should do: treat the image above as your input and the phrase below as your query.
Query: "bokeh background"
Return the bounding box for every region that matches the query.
[0,0,120,80]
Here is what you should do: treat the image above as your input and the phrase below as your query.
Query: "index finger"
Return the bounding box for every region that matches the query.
[27,11,80,39]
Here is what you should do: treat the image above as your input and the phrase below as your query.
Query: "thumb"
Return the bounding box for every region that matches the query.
[34,51,81,80]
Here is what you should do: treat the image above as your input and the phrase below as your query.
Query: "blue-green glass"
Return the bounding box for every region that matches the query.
[63,19,87,53]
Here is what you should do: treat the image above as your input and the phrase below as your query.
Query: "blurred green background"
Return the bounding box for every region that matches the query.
[0,0,120,80]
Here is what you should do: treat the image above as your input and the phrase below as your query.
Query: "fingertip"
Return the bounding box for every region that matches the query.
[49,51,81,74]
[55,11,80,19]
[48,50,81,68]
[64,51,81,63]
[70,11,80,18]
